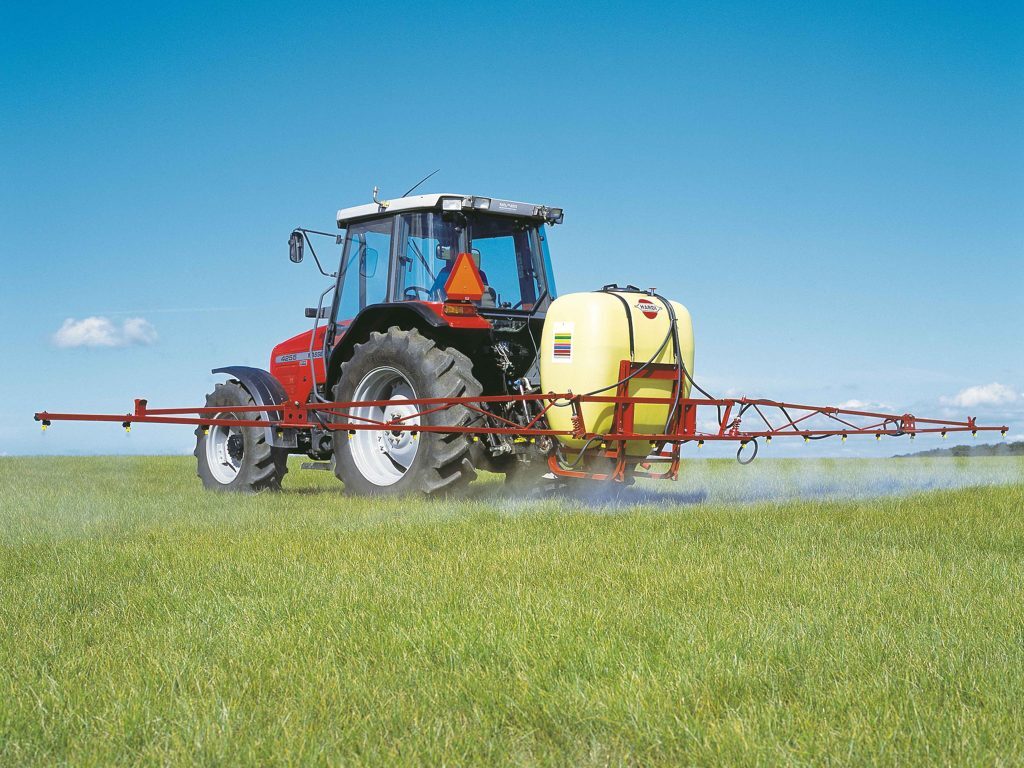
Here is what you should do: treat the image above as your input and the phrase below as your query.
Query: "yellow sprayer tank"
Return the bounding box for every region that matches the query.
[540,290,695,457]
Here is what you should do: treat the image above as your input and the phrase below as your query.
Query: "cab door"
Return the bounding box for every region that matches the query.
[331,217,395,325]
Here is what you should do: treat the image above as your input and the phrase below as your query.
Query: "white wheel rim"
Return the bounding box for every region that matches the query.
[349,367,420,487]
[206,414,244,484]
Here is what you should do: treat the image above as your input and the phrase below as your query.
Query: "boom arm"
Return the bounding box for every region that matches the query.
[34,392,1008,447]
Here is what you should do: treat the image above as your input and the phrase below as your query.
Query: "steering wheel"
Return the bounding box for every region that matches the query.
[403,286,433,300]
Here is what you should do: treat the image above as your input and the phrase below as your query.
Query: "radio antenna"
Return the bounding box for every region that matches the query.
[401,168,440,198]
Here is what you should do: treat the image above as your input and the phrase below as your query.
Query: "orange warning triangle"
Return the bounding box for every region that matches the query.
[444,252,485,301]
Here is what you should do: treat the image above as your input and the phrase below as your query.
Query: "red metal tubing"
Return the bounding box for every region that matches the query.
[34,393,1009,442]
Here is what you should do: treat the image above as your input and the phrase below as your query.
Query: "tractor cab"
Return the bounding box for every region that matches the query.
[330,193,561,320]
[278,193,564,412]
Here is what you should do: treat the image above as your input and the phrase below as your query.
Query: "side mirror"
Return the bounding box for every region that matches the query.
[305,306,330,319]
[289,230,304,263]
[360,247,379,278]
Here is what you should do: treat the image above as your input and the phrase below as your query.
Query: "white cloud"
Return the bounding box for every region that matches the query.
[121,317,158,345]
[697,418,720,434]
[941,382,1020,409]
[838,399,892,411]
[52,316,158,348]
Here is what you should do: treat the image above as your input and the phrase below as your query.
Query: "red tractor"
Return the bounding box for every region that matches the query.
[36,192,1007,490]
[196,193,563,495]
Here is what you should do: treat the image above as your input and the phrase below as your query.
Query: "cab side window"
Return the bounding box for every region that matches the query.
[335,219,392,321]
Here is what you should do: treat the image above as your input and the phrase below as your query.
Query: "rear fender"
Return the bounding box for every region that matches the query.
[211,366,298,449]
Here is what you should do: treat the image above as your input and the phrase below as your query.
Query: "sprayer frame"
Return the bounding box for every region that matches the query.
[34,360,1008,485]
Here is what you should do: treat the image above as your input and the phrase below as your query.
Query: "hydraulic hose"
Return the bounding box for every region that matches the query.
[574,288,721,427]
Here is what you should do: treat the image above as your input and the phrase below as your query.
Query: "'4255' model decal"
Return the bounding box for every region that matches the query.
[274,350,325,364]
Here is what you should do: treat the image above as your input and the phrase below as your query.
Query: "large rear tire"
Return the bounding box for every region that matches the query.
[332,327,482,496]
[194,380,289,492]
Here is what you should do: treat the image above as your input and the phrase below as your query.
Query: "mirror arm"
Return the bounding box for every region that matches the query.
[301,230,339,278]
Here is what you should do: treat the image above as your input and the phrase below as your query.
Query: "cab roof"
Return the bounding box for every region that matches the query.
[336,193,564,227]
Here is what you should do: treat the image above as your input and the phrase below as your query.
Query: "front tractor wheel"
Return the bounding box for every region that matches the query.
[332,328,482,496]
[194,380,288,492]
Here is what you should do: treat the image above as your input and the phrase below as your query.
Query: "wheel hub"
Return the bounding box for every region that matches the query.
[226,433,244,461]
[205,416,244,485]
[348,368,421,487]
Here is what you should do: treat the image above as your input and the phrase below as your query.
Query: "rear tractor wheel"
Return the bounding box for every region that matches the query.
[332,327,482,495]
[194,380,288,492]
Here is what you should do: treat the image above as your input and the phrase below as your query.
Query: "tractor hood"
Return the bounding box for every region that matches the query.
[269,326,332,404]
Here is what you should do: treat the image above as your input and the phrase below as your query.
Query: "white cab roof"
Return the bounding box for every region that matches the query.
[336,194,464,225]
[336,193,563,227]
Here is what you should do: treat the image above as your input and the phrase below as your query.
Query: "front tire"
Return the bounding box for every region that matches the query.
[194,380,288,492]
[332,327,482,495]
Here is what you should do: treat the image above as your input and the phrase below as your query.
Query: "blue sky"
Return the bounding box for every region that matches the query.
[1,0,1021,458]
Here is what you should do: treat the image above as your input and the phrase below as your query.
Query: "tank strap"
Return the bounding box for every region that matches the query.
[598,288,635,361]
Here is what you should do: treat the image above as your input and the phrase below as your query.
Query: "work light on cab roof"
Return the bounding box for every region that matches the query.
[35,186,1010,495]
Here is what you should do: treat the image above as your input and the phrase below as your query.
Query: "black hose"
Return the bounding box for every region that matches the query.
[651,292,686,433]
[562,436,606,468]
[649,291,722,428]
[737,439,758,464]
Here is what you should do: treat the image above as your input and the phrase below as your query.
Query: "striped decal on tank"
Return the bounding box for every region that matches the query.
[553,332,572,358]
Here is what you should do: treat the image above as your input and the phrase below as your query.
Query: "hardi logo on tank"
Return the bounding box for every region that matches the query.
[635,299,661,319]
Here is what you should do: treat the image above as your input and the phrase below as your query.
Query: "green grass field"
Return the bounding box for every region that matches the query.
[1,456,1022,766]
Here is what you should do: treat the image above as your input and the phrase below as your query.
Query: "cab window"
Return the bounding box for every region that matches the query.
[334,218,392,322]
[397,212,465,301]
[396,210,553,310]
[467,216,544,310]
